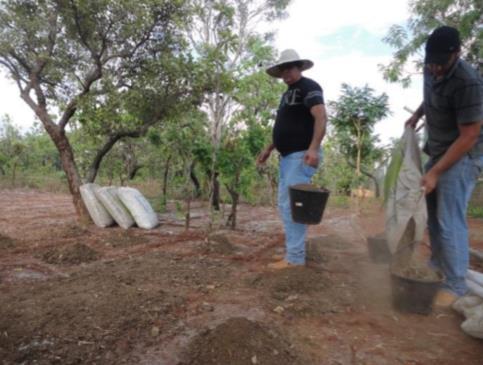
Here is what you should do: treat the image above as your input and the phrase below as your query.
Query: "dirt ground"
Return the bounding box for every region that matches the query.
[0,189,482,365]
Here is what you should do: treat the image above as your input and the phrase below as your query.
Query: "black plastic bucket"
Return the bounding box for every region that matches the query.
[367,235,392,264]
[289,184,330,225]
[390,268,443,315]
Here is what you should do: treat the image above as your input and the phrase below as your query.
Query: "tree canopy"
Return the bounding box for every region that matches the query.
[380,0,482,86]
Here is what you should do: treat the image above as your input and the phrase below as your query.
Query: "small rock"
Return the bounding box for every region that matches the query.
[150,326,160,337]
[201,302,214,312]
[273,306,285,314]
[286,295,299,302]
[251,355,258,364]
[206,285,216,290]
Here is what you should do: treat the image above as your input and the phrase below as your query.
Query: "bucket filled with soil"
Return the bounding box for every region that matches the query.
[390,264,443,315]
[289,184,330,224]
[367,234,392,264]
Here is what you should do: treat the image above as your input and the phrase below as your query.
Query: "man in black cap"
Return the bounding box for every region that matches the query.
[406,26,483,306]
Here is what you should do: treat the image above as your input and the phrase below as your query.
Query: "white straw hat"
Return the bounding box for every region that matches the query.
[266,49,314,78]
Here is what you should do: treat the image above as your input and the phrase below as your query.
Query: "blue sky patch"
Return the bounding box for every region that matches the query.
[318,26,393,59]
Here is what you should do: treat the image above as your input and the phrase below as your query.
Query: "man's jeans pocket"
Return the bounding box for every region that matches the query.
[302,163,317,178]
[469,155,483,180]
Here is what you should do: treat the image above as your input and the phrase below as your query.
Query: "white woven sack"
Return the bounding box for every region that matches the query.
[453,295,483,317]
[461,304,483,339]
[385,127,427,257]
[117,187,159,229]
[79,183,114,228]
[95,187,135,229]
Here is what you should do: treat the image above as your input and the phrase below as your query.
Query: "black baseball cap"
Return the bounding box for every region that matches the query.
[424,26,461,65]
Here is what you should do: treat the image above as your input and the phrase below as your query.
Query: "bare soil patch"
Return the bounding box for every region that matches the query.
[0,232,16,249]
[1,189,483,364]
[202,232,238,255]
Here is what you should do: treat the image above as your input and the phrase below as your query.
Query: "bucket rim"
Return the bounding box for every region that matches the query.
[289,183,330,194]
[389,268,444,284]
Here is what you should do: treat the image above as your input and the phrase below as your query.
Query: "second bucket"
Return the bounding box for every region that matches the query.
[289,184,330,225]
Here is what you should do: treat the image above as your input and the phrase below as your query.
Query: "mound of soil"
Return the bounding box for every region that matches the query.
[203,232,237,255]
[251,267,329,299]
[41,243,100,265]
[181,317,302,365]
[0,233,16,249]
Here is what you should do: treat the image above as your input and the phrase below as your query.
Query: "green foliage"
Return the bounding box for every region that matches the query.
[328,84,389,187]
[315,138,357,195]
[468,204,483,219]
[380,0,482,86]
[383,138,404,203]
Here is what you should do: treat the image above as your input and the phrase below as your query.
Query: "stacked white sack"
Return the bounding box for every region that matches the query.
[95,187,135,229]
[452,269,483,339]
[118,187,159,229]
[80,183,114,228]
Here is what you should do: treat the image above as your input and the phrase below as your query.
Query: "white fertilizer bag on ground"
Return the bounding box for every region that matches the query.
[95,187,135,229]
[117,187,159,229]
[452,270,483,339]
[80,183,114,228]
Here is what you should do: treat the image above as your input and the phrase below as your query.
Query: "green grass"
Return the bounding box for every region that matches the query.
[468,205,483,219]
[327,195,350,209]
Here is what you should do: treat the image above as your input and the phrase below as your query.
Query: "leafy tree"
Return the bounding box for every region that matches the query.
[0,114,25,182]
[0,0,187,221]
[316,137,355,196]
[380,0,482,86]
[329,84,389,196]
[187,0,291,211]
[75,49,203,183]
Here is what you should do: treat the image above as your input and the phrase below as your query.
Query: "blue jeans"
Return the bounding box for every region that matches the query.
[278,150,322,265]
[426,154,483,296]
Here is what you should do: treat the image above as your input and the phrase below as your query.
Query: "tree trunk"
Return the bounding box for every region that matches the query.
[356,135,362,176]
[50,128,91,223]
[189,161,201,198]
[212,172,220,211]
[128,164,143,180]
[226,186,239,230]
[185,196,191,230]
[347,160,380,198]
[11,161,17,186]
[86,131,144,183]
[162,155,172,204]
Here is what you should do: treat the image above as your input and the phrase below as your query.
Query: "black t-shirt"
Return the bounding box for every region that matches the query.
[273,77,324,156]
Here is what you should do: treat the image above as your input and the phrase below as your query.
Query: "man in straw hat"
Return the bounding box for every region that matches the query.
[257,49,327,269]
[405,26,483,307]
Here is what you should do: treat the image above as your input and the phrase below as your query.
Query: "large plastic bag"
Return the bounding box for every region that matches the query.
[79,183,115,228]
[384,127,427,265]
[466,269,483,298]
[117,187,159,229]
[453,270,483,339]
[95,187,135,229]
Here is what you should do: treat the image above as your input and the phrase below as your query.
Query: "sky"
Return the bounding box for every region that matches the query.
[0,0,424,145]
[269,0,424,145]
